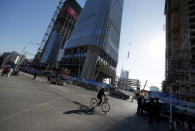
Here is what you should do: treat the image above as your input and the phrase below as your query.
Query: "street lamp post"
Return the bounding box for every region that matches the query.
[169,81,176,130]
[77,47,88,78]
[169,85,172,129]
[168,56,174,130]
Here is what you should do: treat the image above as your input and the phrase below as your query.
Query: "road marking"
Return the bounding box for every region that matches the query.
[81,94,87,97]
[0,98,62,122]
[0,89,6,92]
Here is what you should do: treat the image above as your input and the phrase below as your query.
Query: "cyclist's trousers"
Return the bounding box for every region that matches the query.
[97,97,102,105]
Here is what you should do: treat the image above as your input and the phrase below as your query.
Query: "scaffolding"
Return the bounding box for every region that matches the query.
[167,49,195,102]
[117,78,141,91]
[165,0,195,102]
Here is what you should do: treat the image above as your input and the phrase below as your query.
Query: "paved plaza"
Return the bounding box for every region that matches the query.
[0,73,169,131]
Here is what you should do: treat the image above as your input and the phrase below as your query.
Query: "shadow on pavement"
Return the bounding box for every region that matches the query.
[64,101,95,115]
[64,101,104,115]
[63,106,95,115]
[107,112,169,131]
[73,101,90,109]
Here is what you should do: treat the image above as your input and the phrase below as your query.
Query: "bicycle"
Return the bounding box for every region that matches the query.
[90,97,110,113]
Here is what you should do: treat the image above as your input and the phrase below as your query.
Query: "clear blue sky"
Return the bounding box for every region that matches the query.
[0,0,165,90]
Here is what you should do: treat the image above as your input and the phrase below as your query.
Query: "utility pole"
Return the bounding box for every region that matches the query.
[15,43,40,71]
[169,85,173,130]
[143,80,148,90]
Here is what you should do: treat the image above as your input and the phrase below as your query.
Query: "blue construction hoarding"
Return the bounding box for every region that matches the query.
[69,76,112,90]
[148,91,195,107]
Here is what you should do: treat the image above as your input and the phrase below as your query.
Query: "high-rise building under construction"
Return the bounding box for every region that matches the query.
[164,0,195,103]
[59,0,124,83]
[39,0,81,65]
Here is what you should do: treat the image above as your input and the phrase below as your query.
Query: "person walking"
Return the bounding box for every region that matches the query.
[148,98,155,124]
[154,98,161,123]
[131,95,134,102]
[33,72,37,80]
[47,76,51,84]
[184,119,189,131]
[137,95,145,115]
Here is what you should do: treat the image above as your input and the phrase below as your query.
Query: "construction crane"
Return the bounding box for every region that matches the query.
[142,80,148,90]
[127,42,131,59]
[36,0,64,60]
[34,0,88,63]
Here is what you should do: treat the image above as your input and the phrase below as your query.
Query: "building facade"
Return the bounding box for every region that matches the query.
[118,78,141,91]
[120,69,129,79]
[117,69,141,91]
[150,86,160,92]
[164,0,195,102]
[40,0,81,65]
[60,0,124,83]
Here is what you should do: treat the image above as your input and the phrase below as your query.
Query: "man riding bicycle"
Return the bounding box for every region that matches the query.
[97,88,106,105]
[90,87,110,113]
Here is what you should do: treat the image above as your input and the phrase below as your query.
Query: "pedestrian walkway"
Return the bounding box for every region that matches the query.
[19,71,48,83]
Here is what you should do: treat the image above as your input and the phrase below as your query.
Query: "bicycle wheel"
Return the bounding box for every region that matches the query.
[90,98,98,108]
[101,102,110,113]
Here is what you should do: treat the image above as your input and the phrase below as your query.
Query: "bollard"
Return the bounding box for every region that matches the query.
[173,120,177,130]
[169,119,173,130]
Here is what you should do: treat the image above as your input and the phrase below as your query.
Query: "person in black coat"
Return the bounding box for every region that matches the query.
[97,88,106,105]
[148,98,155,124]
[137,95,145,115]
[33,72,37,80]
[154,98,161,123]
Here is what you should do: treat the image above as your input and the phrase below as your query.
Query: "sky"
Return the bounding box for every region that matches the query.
[0,0,166,90]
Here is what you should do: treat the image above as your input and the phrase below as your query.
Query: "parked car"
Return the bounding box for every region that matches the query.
[20,67,41,76]
[64,79,72,84]
[109,89,129,100]
[50,76,66,86]
[142,100,195,122]
[142,100,177,113]
[41,70,50,76]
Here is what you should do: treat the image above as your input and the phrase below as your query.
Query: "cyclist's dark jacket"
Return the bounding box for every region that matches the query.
[97,88,105,98]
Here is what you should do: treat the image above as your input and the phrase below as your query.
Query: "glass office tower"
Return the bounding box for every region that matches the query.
[60,0,124,82]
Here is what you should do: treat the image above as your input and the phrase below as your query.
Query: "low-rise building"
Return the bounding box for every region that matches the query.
[150,86,160,92]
